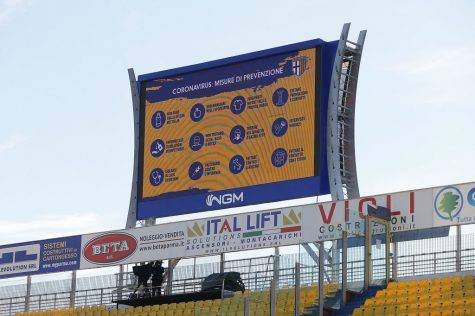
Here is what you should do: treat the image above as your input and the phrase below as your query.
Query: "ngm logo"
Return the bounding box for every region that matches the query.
[206,192,244,207]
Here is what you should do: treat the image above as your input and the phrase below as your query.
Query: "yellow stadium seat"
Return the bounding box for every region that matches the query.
[452,284,464,292]
[408,280,418,288]
[406,295,418,304]
[352,307,363,316]
[407,287,419,295]
[378,306,388,315]
[432,278,444,286]
[441,277,452,284]
[419,286,430,294]
[463,275,474,282]
[453,309,465,316]
[465,288,474,295]
[440,284,452,292]
[395,297,407,305]
[419,278,430,286]
[375,291,386,298]
[387,282,397,290]
[386,289,398,297]
[395,304,407,314]
[364,299,375,307]
[393,288,406,296]
[442,300,453,308]
[453,298,466,308]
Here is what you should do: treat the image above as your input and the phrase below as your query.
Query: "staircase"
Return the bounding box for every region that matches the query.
[301,284,386,316]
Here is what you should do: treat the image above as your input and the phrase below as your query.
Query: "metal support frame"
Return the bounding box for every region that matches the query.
[392,234,398,280]
[193,258,197,280]
[127,70,183,281]
[164,258,180,295]
[313,242,333,262]
[327,22,366,307]
[341,231,348,305]
[274,247,280,287]
[385,223,391,284]
[326,23,366,202]
[24,275,31,312]
[331,240,340,283]
[165,260,174,295]
[244,297,250,316]
[117,265,124,300]
[363,217,371,290]
[456,225,462,272]
[220,253,225,274]
[294,262,300,316]
[270,279,276,316]
[364,215,391,289]
[318,242,324,316]
[126,68,141,229]
[340,227,348,303]
[302,243,331,282]
[70,270,77,308]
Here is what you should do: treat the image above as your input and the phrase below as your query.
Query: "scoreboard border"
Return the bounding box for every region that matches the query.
[132,39,338,220]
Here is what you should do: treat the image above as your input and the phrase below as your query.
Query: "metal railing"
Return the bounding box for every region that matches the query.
[1,246,474,315]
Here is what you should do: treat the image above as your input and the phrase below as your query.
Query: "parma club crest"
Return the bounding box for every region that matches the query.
[291,56,309,77]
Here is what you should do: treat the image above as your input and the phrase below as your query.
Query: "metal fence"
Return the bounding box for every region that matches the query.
[1,244,474,315]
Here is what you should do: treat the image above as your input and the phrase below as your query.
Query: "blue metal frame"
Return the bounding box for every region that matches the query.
[138,39,325,82]
[136,39,338,219]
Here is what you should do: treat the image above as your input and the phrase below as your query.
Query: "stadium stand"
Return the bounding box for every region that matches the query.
[352,275,475,315]
[13,283,338,316]
[3,235,474,315]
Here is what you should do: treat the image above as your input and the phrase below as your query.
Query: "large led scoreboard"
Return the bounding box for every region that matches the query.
[136,39,339,219]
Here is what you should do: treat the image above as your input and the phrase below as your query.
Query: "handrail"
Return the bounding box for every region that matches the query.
[1,248,474,302]
[0,247,474,315]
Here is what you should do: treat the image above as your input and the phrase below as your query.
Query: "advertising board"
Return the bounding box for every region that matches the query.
[1,182,473,278]
[79,181,475,269]
[80,206,321,269]
[0,236,81,279]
